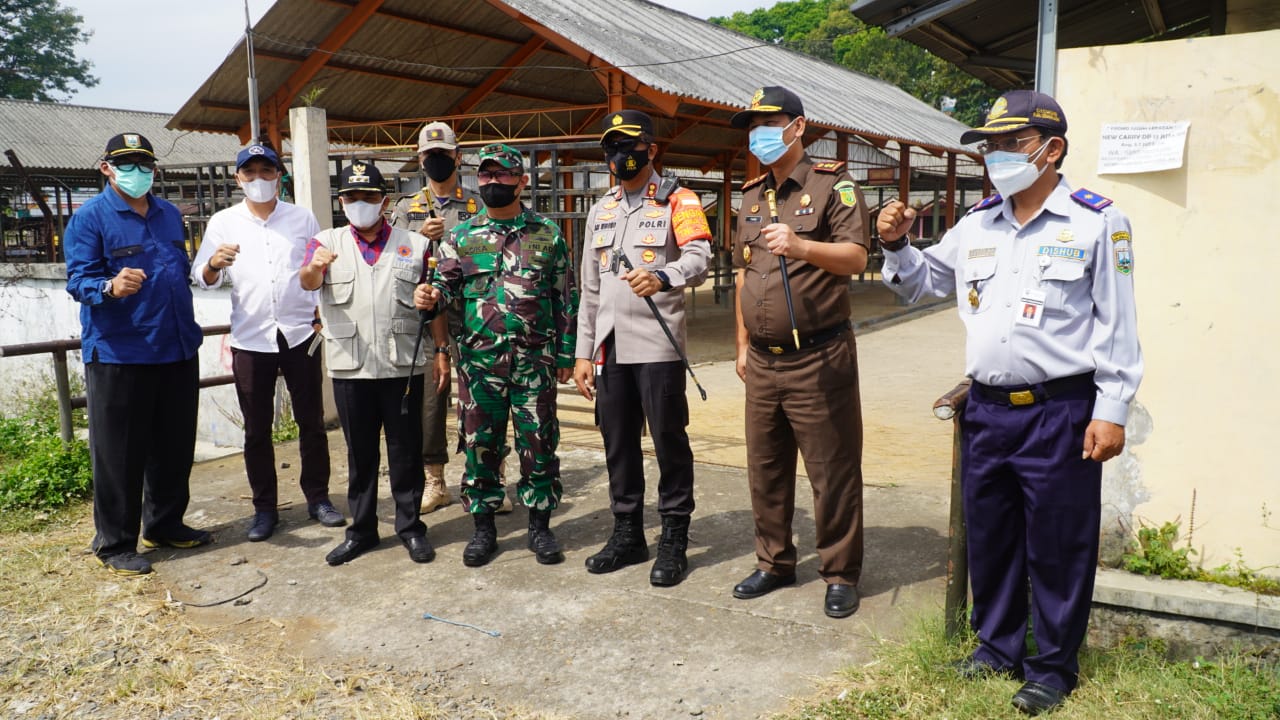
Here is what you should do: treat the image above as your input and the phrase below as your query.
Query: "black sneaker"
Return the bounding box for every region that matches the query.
[98,551,153,576]
[141,525,212,549]
[307,501,347,527]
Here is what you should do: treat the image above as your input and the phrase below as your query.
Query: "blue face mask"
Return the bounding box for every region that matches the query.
[748,118,797,165]
[111,166,155,198]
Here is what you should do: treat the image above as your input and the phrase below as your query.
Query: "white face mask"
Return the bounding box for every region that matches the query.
[241,177,278,204]
[984,140,1052,198]
[343,200,385,229]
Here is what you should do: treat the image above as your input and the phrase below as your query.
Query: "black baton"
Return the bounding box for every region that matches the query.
[401,256,439,415]
[615,250,707,401]
[763,184,801,350]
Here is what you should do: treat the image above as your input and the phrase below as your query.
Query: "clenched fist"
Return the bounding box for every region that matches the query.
[210,243,240,270]
[876,199,916,244]
[414,283,441,311]
[308,247,337,272]
[111,267,148,298]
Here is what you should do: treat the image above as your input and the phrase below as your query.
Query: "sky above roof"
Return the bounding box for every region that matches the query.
[60,0,770,114]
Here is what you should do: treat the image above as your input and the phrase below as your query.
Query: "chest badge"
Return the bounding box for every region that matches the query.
[968,286,980,308]
[800,193,811,208]
[750,204,759,214]
[603,200,619,210]
[743,245,752,263]
[396,244,413,258]
[1057,229,1074,243]
[466,198,477,214]
[642,234,657,245]
[598,212,615,221]
[592,234,608,247]
[641,249,657,264]
[644,210,664,218]
[600,252,610,270]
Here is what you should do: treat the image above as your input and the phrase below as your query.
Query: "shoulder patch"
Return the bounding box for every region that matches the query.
[742,173,769,191]
[1071,188,1113,211]
[971,194,1003,212]
[812,161,845,174]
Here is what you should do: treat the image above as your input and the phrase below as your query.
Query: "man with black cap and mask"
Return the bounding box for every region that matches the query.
[65,132,209,576]
[572,110,711,587]
[877,90,1143,716]
[391,122,504,515]
[414,144,577,569]
[300,160,436,567]
[193,143,343,543]
[728,87,870,620]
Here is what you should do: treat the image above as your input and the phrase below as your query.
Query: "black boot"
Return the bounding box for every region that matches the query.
[527,509,564,565]
[585,511,649,574]
[649,515,690,587]
[463,513,498,567]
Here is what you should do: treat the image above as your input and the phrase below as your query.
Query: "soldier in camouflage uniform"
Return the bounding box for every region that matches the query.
[415,143,577,567]
[389,121,498,515]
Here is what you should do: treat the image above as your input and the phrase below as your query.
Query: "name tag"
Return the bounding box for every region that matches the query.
[1015,288,1046,328]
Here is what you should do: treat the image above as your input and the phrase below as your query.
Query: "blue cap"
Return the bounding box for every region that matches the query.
[236,144,281,170]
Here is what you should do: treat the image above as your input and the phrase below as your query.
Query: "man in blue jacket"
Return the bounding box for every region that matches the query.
[65,132,209,576]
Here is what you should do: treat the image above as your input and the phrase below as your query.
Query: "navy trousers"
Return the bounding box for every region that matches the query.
[961,379,1101,693]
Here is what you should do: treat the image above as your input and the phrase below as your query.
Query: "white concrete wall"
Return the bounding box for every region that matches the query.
[1059,30,1280,571]
[0,265,245,448]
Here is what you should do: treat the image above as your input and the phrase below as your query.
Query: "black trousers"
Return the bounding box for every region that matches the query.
[595,337,695,516]
[332,375,427,543]
[231,331,330,514]
[86,357,200,558]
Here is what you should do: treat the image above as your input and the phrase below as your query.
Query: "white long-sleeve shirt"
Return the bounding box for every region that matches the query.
[191,200,321,352]
[882,177,1143,425]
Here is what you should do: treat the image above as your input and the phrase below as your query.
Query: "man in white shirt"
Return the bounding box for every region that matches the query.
[192,144,344,542]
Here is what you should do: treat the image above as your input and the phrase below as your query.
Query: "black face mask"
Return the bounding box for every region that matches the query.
[479,182,519,209]
[609,148,649,181]
[422,154,456,182]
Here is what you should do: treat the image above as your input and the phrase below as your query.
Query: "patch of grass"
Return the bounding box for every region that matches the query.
[775,616,1280,720]
[0,415,92,512]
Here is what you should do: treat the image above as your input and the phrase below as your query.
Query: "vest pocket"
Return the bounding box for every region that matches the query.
[392,267,420,310]
[323,268,356,306]
[390,317,425,367]
[323,321,362,371]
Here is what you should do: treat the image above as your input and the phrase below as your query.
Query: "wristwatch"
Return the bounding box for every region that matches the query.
[434,346,450,355]
[653,270,673,292]
[880,234,910,253]
[102,278,115,298]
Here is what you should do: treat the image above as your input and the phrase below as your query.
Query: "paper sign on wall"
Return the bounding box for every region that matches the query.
[1097,121,1190,174]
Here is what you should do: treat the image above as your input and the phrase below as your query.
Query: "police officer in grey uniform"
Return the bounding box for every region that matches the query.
[878,90,1143,716]
[390,122,484,514]
[572,110,712,587]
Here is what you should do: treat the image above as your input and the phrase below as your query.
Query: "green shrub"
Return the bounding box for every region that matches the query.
[1122,521,1198,580]
[0,433,92,511]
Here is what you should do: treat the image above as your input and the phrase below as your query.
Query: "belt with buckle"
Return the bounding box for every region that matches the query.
[971,372,1095,407]
[749,322,850,355]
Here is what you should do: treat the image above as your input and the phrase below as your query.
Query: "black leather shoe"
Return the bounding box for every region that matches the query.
[325,537,378,566]
[732,569,796,599]
[1011,681,1069,716]
[949,657,1024,681]
[403,534,436,564]
[246,511,278,542]
[823,583,859,618]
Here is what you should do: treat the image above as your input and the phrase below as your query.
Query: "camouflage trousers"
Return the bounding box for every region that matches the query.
[455,355,563,513]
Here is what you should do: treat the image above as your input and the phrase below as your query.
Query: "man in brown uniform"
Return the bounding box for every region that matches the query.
[729,86,870,618]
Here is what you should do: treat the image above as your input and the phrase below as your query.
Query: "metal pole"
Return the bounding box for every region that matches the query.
[1035,0,1059,94]
[245,0,261,144]
[52,350,74,447]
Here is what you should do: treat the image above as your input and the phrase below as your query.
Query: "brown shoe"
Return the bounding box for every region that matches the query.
[420,464,453,514]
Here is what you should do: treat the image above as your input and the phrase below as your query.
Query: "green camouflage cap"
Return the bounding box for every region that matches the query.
[477,143,523,170]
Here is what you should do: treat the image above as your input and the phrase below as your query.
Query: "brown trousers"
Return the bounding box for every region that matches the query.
[744,332,864,586]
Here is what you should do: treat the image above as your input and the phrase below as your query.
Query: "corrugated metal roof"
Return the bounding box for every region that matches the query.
[169,0,978,162]
[850,0,1216,89]
[0,99,247,172]
[505,0,974,152]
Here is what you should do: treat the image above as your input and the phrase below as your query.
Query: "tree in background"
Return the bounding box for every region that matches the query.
[712,0,997,127]
[0,0,98,101]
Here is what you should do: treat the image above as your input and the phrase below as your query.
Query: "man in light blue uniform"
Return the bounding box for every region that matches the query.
[877,90,1142,716]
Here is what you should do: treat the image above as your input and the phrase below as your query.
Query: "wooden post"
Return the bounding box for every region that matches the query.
[52,350,73,447]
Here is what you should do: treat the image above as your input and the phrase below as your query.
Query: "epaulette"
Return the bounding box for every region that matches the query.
[812,161,845,174]
[742,173,769,190]
[1071,188,1112,211]
[970,194,1003,212]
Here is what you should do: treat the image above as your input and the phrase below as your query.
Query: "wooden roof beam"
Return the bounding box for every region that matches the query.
[1140,0,1168,35]
[448,37,547,115]
[239,0,384,140]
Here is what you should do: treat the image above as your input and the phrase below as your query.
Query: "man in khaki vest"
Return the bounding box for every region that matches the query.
[300,161,442,567]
